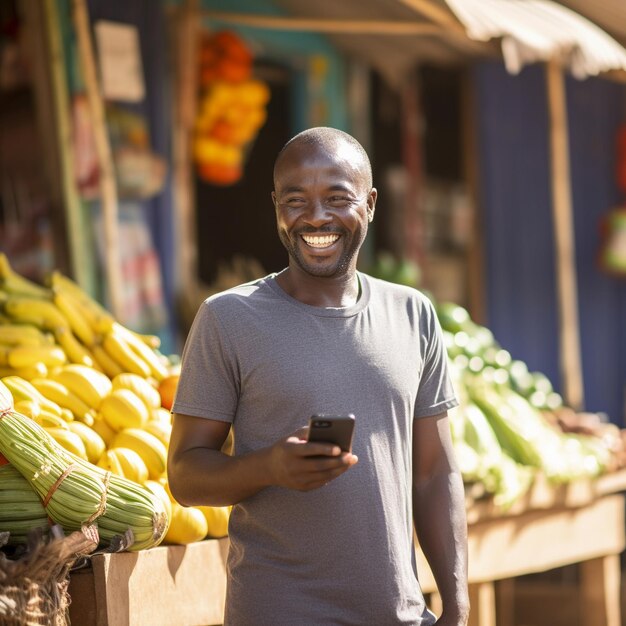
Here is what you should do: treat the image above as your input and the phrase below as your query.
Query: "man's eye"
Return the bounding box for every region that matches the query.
[328,196,351,205]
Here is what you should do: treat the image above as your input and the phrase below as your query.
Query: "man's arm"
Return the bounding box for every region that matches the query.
[413,412,469,626]
[167,413,358,507]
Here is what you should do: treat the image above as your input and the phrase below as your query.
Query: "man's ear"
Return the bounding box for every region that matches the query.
[271,191,277,207]
[367,188,377,222]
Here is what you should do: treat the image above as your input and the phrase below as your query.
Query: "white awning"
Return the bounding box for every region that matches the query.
[445,0,626,78]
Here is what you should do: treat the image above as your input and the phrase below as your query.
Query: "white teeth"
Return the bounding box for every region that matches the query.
[302,234,340,248]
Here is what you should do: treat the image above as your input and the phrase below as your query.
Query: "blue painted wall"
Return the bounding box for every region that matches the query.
[474,60,626,424]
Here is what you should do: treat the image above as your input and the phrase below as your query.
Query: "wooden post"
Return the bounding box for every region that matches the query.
[171,0,200,312]
[21,0,95,290]
[580,555,622,626]
[71,0,124,320]
[400,71,426,271]
[545,60,585,410]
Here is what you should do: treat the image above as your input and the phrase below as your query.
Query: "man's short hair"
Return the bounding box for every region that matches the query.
[274,127,373,190]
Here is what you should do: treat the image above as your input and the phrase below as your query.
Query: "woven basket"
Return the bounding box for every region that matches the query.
[0,526,98,626]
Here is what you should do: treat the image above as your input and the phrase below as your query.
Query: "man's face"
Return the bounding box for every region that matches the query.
[272,141,376,279]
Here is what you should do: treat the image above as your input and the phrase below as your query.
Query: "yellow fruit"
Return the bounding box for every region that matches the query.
[13,399,40,419]
[53,326,96,368]
[91,344,124,378]
[7,345,66,369]
[45,427,88,460]
[144,479,173,521]
[163,503,208,545]
[60,408,74,422]
[112,447,149,484]
[33,412,70,430]
[3,296,69,331]
[103,331,151,378]
[75,411,96,428]
[91,415,116,446]
[113,323,169,381]
[98,447,148,483]
[52,289,97,347]
[112,373,161,409]
[50,364,112,410]
[197,505,230,538]
[0,324,49,347]
[67,421,106,464]
[100,388,149,432]
[30,378,92,422]
[143,420,172,448]
[110,428,167,480]
[0,363,48,381]
[149,407,172,425]
[98,448,123,476]
[1,375,63,417]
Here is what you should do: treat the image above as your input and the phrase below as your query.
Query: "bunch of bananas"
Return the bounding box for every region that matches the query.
[0,254,230,546]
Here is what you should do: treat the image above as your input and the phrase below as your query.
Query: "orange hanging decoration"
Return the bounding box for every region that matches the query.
[193,30,270,186]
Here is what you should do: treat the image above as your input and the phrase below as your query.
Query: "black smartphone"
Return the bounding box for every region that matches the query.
[307,414,355,452]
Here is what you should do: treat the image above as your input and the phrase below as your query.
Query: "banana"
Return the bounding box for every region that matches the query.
[13,399,40,418]
[67,421,106,464]
[0,363,48,380]
[1,375,64,417]
[75,411,96,427]
[91,343,124,378]
[112,372,161,409]
[45,426,89,460]
[12,399,66,428]
[130,330,161,350]
[103,330,151,378]
[3,296,69,331]
[60,408,74,422]
[0,324,49,347]
[6,345,67,369]
[0,253,51,299]
[47,270,115,334]
[99,388,149,432]
[52,288,97,347]
[110,427,167,480]
[53,326,97,369]
[30,377,93,422]
[50,364,112,410]
[113,323,168,381]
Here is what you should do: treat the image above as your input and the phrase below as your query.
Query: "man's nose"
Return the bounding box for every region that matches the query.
[303,199,331,227]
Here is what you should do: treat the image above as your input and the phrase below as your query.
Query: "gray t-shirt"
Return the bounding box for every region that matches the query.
[173,272,458,625]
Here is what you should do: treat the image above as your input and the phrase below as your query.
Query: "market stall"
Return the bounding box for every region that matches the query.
[1,1,626,625]
[63,471,626,626]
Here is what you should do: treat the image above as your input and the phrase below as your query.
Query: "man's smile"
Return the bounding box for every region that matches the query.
[301,234,341,249]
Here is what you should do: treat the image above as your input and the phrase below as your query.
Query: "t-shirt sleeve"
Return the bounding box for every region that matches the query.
[414,298,458,418]
[171,300,239,422]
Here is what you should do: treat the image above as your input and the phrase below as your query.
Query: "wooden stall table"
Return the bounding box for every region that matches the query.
[417,470,626,626]
[68,470,626,626]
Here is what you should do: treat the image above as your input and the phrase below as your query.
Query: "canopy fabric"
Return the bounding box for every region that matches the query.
[445,0,626,78]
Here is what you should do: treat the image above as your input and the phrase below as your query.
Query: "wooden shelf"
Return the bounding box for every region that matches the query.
[68,469,626,625]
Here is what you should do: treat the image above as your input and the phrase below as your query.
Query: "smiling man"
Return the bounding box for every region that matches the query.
[168,127,469,626]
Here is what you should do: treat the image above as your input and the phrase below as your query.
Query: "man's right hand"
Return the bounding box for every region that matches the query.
[267,428,358,491]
